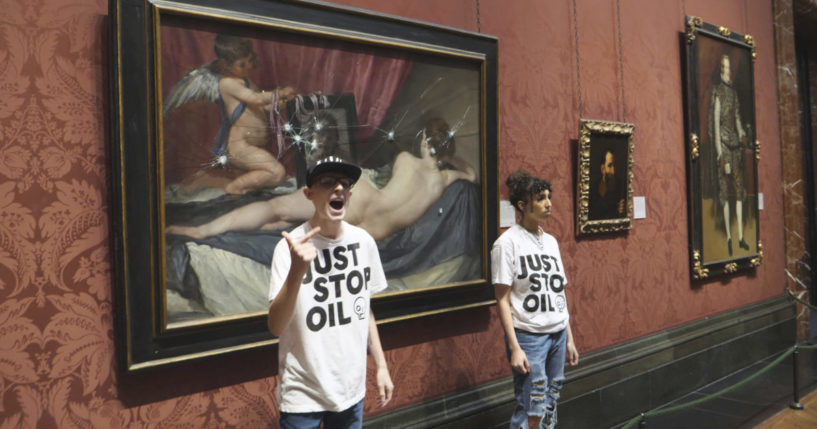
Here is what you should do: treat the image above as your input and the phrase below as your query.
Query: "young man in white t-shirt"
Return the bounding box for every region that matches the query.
[268,156,394,429]
[492,170,579,429]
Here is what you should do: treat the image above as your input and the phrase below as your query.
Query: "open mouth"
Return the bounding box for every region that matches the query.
[330,199,345,210]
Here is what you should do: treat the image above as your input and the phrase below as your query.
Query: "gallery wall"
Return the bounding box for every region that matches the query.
[0,0,784,426]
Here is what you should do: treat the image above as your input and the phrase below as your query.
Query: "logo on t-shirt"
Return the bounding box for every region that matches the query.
[517,253,565,313]
[301,242,371,332]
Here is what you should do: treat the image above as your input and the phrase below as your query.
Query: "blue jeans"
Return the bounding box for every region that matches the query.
[506,328,567,429]
[279,399,363,429]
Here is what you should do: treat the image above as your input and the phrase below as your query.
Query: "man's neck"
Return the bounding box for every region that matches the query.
[309,217,343,239]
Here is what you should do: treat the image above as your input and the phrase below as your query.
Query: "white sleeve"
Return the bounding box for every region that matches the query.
[552,238,568,286]
[367,235,388,294]
[490,238,515,287]
[269,238,292,302]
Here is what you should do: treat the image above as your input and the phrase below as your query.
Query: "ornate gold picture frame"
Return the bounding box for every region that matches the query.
[682,16,761,280]
[575,119,635,236]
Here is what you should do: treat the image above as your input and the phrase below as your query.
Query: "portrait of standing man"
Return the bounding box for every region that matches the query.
[708,53,752,257]
[696,42,758,265]
[682,18,761,277]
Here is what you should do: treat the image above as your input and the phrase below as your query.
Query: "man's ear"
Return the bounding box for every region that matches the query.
[303,186,313,201]
[517,200,526,212]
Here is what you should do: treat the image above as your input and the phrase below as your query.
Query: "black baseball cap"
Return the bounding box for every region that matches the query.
[306,156,362,187]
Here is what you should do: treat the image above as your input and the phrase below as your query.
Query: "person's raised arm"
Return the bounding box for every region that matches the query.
[418,129,477,184]
[441,155,477,184]
[494,284,529,374]
[368,312,394,407]
[220,77,273,107]
[274,86,297,109]
[268,227,320,335]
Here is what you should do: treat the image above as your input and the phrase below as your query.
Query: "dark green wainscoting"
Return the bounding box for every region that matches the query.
[364,295,796,428]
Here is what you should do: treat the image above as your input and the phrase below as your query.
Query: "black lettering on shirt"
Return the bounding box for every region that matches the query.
[523,294,538,312]
[306,301,355,332]
[550,275,565,293]
[529,273,542,292]
[302,240,373,332]
[526,255,542,272]
[329,274,345,298]
[315,249,332,274]
[540,254,552,272]
[337,301,352,325]
[517,256,528,279]
[549,255,561,272]
[347,270,364,294]
[364,267,371,288]
[347,242,361,266]
[333,246,349,270]
[313,277,329,302]
[307,306,326,331]
[521,293,561,313]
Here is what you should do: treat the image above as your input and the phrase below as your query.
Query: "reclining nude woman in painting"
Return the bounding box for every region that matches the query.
[167,118,477,241]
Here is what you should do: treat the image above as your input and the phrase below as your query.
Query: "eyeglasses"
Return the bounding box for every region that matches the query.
[317,176,354,190]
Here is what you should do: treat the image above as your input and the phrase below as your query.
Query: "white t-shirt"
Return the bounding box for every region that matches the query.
[269,221,387,413]
[491,224,569,333]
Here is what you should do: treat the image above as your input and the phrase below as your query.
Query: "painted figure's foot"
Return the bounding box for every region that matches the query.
[727,239,732,256]
[739,239,749,251]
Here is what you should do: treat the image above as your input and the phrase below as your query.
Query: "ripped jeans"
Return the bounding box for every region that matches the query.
[506,328,566,429]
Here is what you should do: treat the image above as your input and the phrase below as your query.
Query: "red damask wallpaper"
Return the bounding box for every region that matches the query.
[0,0,784,427]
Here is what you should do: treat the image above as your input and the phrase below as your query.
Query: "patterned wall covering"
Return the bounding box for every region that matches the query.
[0,0,785,427]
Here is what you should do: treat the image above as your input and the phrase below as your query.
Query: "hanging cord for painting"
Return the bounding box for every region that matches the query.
[573,1,626,121]
[572,0,583,118]
[616,0,626,122]
[476,0,481,33]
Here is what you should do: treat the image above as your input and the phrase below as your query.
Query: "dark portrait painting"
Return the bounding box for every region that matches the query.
[576,119,634,236]
[588,135,629,221]
[683,16,761,279]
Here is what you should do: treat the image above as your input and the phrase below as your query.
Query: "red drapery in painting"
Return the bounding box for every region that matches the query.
[159,22,413,184]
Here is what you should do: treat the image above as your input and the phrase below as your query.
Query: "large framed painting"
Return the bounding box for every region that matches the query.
[683,16,762,280]
[109,0,498,371]
[575,119,634,236]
